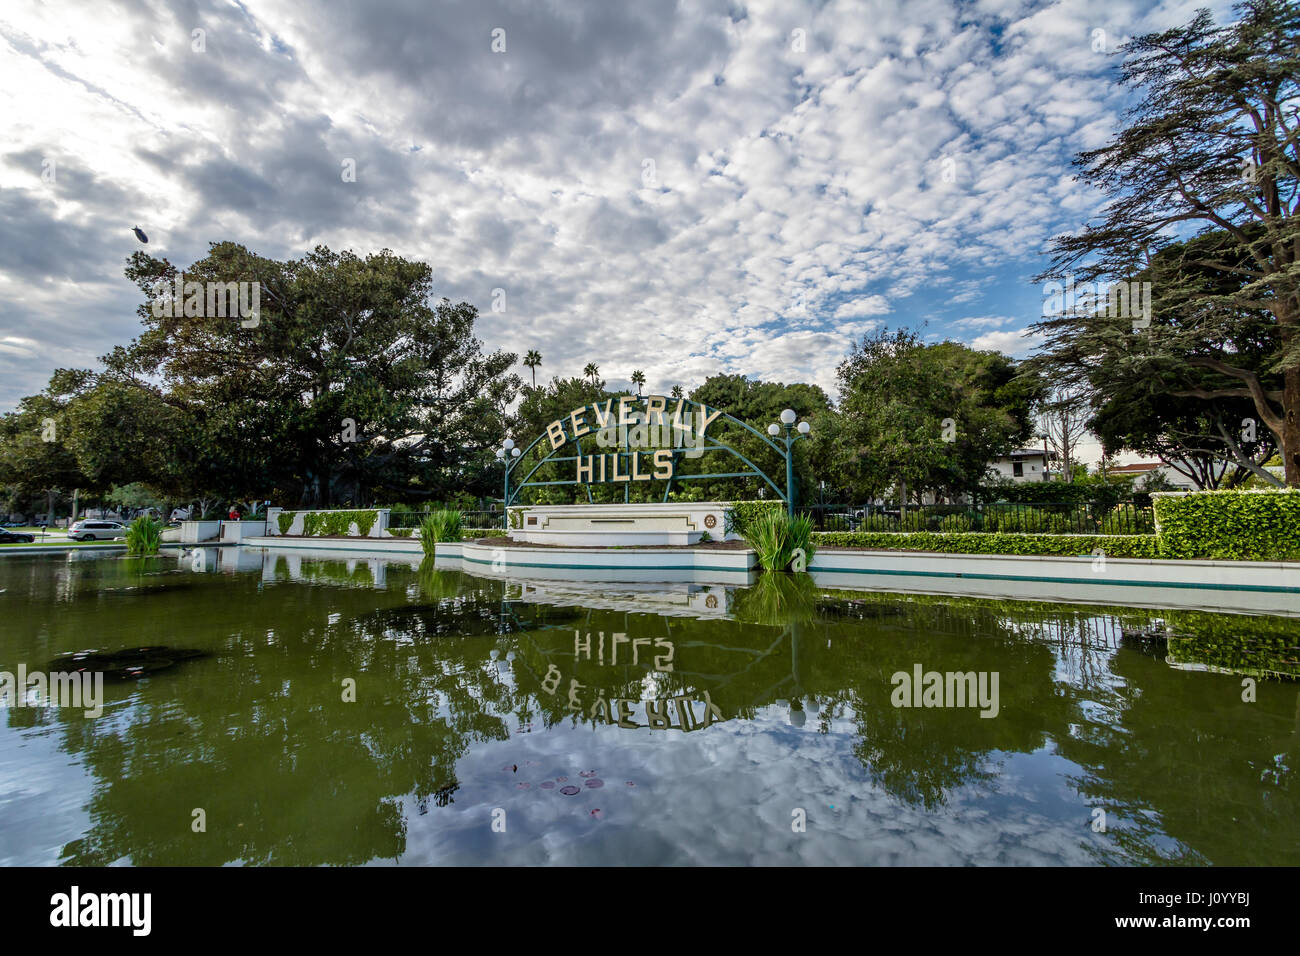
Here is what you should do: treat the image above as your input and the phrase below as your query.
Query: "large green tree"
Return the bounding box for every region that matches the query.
[94,242,519,506]
[0,387,95,522]
[830,330,1042,504]
[1032,0,1300,484]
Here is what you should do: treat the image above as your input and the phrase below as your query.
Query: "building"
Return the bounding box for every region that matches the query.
[986,448,1051,483]
[1107,461,1204,491]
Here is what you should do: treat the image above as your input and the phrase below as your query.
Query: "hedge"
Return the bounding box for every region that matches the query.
[811,531,1163,558]
[1154,489,1300,560]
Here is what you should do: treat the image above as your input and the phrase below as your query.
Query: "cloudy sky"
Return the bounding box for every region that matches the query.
[0,0,1234,429]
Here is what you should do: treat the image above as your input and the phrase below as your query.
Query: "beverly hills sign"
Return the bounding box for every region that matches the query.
[540,395,725,484]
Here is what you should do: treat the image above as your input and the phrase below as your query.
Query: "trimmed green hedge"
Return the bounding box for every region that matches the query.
[463,529,507,540]
[812,531,1163,558]
[1154,489,1300,560]
[277,511,297,535]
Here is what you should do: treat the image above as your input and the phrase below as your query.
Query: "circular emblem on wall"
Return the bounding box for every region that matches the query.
[705,594,718,609]
[704,514,717,529]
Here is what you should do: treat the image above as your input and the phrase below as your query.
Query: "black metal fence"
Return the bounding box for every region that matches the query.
[804,501,1155,536]
[388,509,502,531]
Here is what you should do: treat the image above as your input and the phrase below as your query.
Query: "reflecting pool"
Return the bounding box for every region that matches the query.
[1,549,1297,866]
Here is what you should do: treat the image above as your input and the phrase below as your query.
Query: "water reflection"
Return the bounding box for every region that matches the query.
[0,549,1295,866]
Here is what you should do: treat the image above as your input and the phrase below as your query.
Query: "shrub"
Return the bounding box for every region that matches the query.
[861,514,898,531]
[419,509,464,556]
[743,510,818,572]
[811,530,1162,558]
[900,511,928,532]
[1099,503,1154,535]
[320,511,353,536]
[1154,489,1300,560]
[125,516,162,555]
[277,511,296,535]
[354,510,378,536]
[991,507,1047,533]
[300,512,324,537]
[938,513,974,532]
[388,528,414,538]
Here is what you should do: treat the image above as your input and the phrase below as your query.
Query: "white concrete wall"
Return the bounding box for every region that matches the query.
[809,547,1300,615]
[507,502,738,546]
[264,507,390,537]
[180,520,222,543]
[438,539,756,586]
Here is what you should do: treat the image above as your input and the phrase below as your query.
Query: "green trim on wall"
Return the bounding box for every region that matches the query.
[806,563,1300,594]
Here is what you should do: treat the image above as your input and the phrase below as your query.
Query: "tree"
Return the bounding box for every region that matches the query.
[831,330,1042,505]
[683,373,832,503]
[583,362,600,385]
[1032,0,1300,484]
[79,241,517,507]
[630,369,646,397]
[1030,231,1286,487]
[0,385,97,523]
[1037,387,1090,483]
[523,350,542,388]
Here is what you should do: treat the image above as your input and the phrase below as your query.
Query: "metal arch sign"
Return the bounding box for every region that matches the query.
[506,395,789,505]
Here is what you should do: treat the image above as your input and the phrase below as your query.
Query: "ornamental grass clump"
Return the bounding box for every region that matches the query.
[125,516,162,555]
[419,509,464,557]
[743,510,817,572]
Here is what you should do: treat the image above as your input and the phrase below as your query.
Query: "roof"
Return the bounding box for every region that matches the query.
[1108,462,1161,474]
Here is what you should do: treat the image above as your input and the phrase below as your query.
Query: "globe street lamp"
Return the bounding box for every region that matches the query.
[496,440,521,529]
[769,409,811,516]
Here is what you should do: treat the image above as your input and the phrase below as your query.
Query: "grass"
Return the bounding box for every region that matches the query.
[125,516,163,555]
[742,510,817,572]
[419,509,464,557]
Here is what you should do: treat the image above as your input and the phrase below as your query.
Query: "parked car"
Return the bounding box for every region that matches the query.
[0,530,36,543]
[67,520,128,541]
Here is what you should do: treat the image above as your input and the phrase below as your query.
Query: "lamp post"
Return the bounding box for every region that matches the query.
[495,439,521,529]
[767,408,811,516]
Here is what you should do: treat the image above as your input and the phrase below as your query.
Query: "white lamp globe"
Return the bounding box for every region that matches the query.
[511,447,521,458]
[780,408,796,425]
[494,448,504,459]
[503,438,515,450]
[797,421,810,434]
[767,423,780,436]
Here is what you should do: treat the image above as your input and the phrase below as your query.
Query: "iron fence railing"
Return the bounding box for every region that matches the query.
[803,500,1155,536]
[387,509,501,531]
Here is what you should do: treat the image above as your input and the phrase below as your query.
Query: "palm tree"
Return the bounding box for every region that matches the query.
[583,362,599,385]
[670,384,683,399]
[630,369,646,397]
[523,350,542,388]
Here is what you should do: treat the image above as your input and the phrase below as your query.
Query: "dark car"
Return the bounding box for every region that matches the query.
[0,530,36,543]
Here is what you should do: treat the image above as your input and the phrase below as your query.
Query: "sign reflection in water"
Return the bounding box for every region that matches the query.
[0,549,1296,866]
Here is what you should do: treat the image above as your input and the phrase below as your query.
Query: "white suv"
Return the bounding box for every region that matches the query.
[68,520,128,541]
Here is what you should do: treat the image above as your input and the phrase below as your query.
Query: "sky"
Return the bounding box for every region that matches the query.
[0,0,1238,461]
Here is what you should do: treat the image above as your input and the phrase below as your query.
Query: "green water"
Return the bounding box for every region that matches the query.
[1,549,1297,866]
